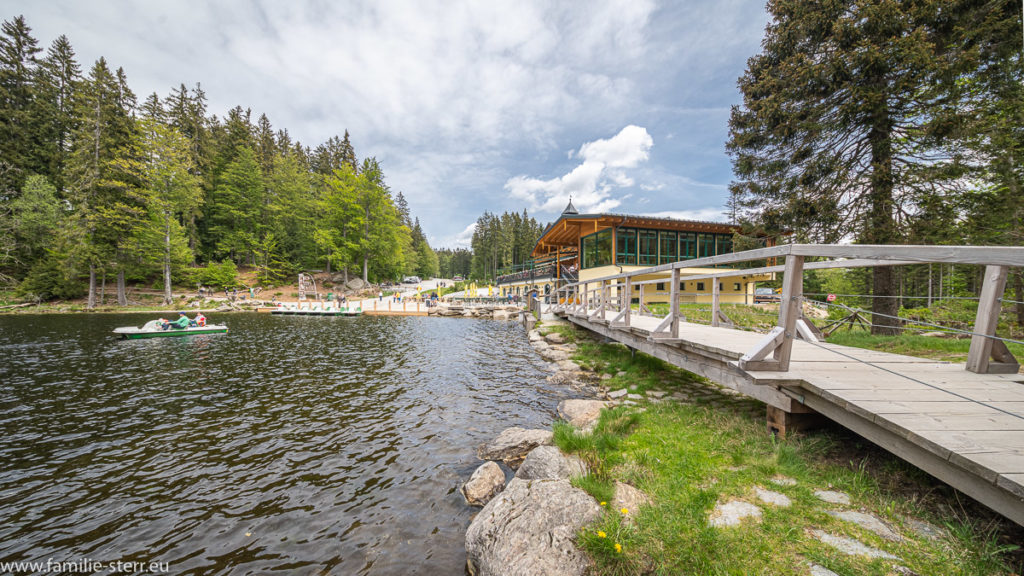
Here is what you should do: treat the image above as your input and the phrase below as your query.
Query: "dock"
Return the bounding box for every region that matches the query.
[549,243,1024,526]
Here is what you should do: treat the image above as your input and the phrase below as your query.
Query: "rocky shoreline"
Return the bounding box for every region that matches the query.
[458,320,651,576]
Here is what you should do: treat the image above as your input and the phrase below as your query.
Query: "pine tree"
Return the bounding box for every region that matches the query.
[727,0,986,334]
[0,15,42,195]
[35,34,80,195]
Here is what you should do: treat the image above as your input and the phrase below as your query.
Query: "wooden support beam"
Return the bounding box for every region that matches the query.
[967,265,1018,374]
[671,268,681,338]
[795,318,824,342]
[711,279,722,327]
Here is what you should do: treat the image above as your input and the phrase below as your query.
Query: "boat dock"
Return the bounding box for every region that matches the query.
[548,244,1024,526]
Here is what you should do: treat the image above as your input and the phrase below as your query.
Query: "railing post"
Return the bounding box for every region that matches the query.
[967,265,1019,374]
[670,268,680,338]
[638,283,645,316]
[711,277,721,327]
[623,276,632,327]
[775,255,805,369]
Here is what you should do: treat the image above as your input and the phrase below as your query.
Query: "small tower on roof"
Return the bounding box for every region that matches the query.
[562,197,578,215]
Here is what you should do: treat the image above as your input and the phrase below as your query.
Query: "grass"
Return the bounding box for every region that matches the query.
[826,329,1024,363]
[550,326,1022,575]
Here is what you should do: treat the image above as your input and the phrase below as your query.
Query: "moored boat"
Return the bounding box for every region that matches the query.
[114,319,229,339]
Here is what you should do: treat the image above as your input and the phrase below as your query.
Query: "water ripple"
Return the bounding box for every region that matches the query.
[0,313,574,575]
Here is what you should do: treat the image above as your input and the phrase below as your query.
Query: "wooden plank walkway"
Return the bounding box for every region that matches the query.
[557,305,1024,526]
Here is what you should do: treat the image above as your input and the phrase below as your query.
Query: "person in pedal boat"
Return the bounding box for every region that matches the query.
[163,312,191,330]
[191,312,206,327]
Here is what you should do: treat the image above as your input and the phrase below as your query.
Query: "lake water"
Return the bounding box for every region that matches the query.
[0,313,570,575]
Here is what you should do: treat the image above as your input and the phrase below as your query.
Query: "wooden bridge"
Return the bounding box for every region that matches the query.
[547,244,1024,526]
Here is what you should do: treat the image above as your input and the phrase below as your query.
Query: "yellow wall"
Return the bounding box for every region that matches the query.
[577,265,770,305]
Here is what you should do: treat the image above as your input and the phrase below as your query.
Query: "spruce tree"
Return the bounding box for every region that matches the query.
[0,15,42,195]
[727,0,986,334]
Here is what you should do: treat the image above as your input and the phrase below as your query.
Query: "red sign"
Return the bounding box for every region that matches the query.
[826,293,836,302]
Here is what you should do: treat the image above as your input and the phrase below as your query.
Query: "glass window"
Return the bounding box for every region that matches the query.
[733,283,741,291]
[638,230,658,265]
[696,282,705,291]
[717,234,733,256]
[679,232,697,260]
[659,231,677,264]
[698,233,715,258]
[582,234,595,269]
[596,229,613,267]
[616,228,637,265]
[656,282,665,291]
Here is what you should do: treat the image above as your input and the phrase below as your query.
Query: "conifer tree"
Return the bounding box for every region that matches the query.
[0,15,42,195]
[727,0,986,334]
[35,34,80,194]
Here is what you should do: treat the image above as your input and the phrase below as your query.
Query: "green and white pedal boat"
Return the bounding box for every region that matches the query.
[114,319,229,339]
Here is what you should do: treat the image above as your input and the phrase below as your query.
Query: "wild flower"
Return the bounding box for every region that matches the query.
[597,531,607,538]
[620,507,629,515]
[615,543,622,553]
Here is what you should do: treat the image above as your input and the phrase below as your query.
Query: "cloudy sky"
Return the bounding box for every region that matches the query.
[4,1,770,247]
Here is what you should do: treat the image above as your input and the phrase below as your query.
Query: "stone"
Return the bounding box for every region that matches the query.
[492,310,511,320]
[600,373,613,380]
[902,516,945,540]
[515,446,587,481]
[607,389,628,399]
[809,564,841,576]
[544,331,567,344]
[646,390,667,398]
[754,487,792,508]
[345,277,367,291]
[770,476,797,487]
[557,399,606,431]
[629,384,639,391]
[708,500,762,528]
[814,490,851,505]
[827,510,901,541]
[528,330,544,342]
[539,349,570,362]
[478,428,554,468]
[556,360,581,372]
[465,478,601,576]
[626,393,643,401]
[808,530,899,560]
[612,481,651,521]
[462,461,507,506]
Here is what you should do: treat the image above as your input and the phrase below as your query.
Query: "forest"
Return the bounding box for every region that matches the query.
[0,15,438,307]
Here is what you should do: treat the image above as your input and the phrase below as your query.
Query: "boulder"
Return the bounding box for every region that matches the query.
[345,277,367,291]
[515,446,587,480]
[557,399,606,432]
[612,481,651,522]
[478,427,554,468]
[544,331,567,344]
[528,330,544,342]
[492,309,511,320]
[465,478,600,576]
[462,461,507,506]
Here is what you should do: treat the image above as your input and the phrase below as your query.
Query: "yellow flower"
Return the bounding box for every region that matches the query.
[615,543,622,553]
[597,531,607,538]
[620,507,629,515]
[600,501,607,506]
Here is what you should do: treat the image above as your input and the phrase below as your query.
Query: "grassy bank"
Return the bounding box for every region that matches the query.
[538,323,1022,575]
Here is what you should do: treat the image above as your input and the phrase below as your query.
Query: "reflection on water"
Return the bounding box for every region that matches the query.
[0,313,572,575]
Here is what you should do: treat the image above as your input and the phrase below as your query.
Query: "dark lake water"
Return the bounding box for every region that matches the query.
[0,313,569,575]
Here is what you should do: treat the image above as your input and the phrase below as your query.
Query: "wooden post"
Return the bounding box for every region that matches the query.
[967,265,1018,374]
[671,268,680,338]
[711,278,721,327]
[775,255,805,370]
[638,283,644,316]
[623,276,632,327]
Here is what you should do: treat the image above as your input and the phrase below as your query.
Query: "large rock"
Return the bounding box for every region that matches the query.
[478,427,553,468]
[492,309,511,320]
[544,331,567,344]
[345,277,367,291]
[515,446,587,481]
[612,481,651,522]
[557,399,607,432]
[462,461,507,506]
[465,478,601,576]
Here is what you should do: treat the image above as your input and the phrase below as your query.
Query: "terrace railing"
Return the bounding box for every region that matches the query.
[549,244,1024,375]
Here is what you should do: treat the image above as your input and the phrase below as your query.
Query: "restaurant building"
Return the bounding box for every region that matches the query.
[496,201,773,304]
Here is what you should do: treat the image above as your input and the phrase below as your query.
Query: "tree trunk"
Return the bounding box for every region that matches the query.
[163,219,173,305]
[117,270,127,306]
[362,254,368,283]
[1014,270,1024,328]
[99,273,106,306]
[867,106,900,335]
[87,264,96,309]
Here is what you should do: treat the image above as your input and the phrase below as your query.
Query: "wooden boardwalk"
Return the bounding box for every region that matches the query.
[556,305,1024,526]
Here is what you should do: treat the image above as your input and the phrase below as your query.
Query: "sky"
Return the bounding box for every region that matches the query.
[3,1,771,248]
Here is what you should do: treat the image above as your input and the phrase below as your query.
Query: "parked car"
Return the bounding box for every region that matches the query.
[453,275,464,281]
[754,287,781,303]
[402,276,421,284]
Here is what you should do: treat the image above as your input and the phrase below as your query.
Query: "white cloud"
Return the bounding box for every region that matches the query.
[505,125,652,214]
[435,222,477,249]
[642,209,730,223]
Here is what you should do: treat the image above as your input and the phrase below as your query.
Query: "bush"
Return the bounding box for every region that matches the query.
[188,260,239,289]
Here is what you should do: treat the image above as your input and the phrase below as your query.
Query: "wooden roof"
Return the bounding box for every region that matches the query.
[532,213,739,257]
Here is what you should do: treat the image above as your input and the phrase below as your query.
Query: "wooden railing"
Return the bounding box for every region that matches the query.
[549,244,1024,374]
